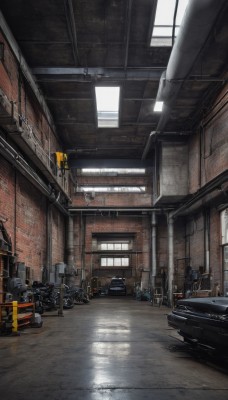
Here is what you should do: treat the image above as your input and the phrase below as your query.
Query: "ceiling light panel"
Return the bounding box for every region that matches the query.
[154,101,164,112]
[150,0,189,47]
[95,87,120,128]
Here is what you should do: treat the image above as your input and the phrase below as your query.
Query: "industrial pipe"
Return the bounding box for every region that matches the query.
[157,0,227,119]
[151,212,157,289]
[68,207,173,213]
[167,214,174,307]
[204,209,210,274]
[142,0,227,159]
[80,214,86,282]
[67,216,74,269]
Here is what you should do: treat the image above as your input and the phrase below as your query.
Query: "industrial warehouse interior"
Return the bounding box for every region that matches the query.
[0,1,228,399]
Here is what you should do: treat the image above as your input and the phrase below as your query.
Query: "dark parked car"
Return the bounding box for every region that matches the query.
[108,278,126,296]
[167,297,228,351]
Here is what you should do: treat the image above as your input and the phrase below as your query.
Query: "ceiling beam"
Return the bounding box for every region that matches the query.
[147,0,157,46]
[55,121,157,126]
[18,40,164,47]
[64,0,80,65]
[32,67,163,81]
[45,97,156,101]
[124,0,133,70]
[136,81,148,124]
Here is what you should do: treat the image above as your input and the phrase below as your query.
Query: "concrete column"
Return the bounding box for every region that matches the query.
[151,212,157,289]
[167,214,174,307]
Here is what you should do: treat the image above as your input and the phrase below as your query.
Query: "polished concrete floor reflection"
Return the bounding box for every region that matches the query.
[0,297,228,400]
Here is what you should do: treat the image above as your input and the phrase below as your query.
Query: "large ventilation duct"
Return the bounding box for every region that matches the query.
[142,0,227,159]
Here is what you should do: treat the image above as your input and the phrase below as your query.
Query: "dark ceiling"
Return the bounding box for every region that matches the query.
[1,0,228,165]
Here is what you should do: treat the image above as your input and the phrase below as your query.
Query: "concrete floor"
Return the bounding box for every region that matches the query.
[0,297,228,400]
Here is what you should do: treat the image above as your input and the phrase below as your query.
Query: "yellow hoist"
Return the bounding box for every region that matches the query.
[55,152,69,170]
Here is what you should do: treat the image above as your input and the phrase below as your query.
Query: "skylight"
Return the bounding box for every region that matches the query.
[150,0,189,47]
[95,87,120,128]
[154,101,164,112]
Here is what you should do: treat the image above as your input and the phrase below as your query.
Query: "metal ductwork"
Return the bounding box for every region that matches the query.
[142,0,227,160]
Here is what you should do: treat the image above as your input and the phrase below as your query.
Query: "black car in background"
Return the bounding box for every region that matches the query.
[108,278,126,296]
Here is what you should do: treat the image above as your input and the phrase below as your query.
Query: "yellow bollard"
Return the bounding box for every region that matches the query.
[12,301,18,333]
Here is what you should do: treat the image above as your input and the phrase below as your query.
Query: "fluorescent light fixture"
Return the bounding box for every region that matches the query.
[150,0,189,47]
[95,86,120,128]
[81,168,145,176]
[77,186,146,193]
[154,101,164,112]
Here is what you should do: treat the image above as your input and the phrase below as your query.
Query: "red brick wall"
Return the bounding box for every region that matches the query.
[184,207,223,289]
[51,206,66,266]
[0,32,18,102]
[73,215,81,272]
[188,132,200,194]
[0,27,68,282]
[174,218,187,261]
[72,212,187,290]
[203,85,228,183]
[188,84,228,192]
[0,156,15,242]
[15,173,47,279]
[0,156,66,281]
[203,107,228,185]
[74,192,152,207]
[73,214,150,281]
[185,213,204,269]
[71,173,153,207]
[210,208,222,285]
[186,85,228,286]
[0,31,62,164]
[141,217,151,270]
